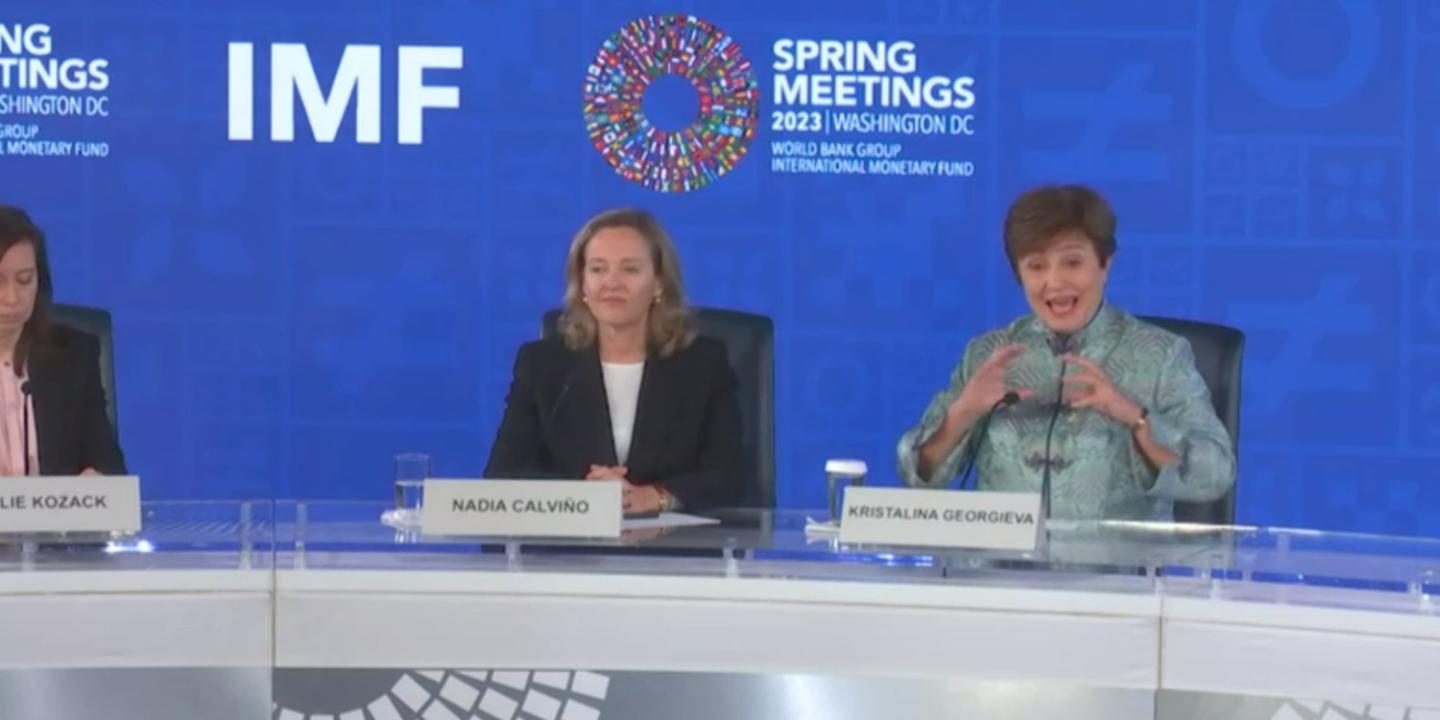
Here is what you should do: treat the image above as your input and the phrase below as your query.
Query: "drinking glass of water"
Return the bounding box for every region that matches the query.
[825,459,868,524]
[382,452,430,529]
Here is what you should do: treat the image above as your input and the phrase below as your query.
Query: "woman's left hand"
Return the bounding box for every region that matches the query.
[1061,354,1145,426]
[585,465,628,480]
[621,481,665,515]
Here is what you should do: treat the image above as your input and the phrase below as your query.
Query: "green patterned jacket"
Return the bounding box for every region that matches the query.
[897,303,1235,522]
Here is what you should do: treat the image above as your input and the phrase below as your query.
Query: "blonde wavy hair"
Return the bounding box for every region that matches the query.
[559,208,696,358]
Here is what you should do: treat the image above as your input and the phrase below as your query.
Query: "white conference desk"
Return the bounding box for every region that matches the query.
[3,501,1439,720]
[0,501,272,720]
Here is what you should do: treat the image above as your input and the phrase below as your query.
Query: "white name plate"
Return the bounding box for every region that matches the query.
[839,487,1041,551]
[420,479,622,538]
[0,475,142,533]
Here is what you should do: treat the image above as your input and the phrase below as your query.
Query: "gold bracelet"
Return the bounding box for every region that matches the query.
[1130,405,1150,433]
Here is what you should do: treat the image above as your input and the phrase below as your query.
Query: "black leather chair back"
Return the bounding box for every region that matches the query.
[542,307,776,508]
[47,303,119,434]
[1138,315,1244,525]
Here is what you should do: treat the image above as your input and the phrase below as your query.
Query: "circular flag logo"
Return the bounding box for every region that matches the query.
[583,14,759,193]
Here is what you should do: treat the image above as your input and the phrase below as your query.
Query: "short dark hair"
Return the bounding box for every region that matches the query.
[0,205,55,375]
[1003,184,1117,277]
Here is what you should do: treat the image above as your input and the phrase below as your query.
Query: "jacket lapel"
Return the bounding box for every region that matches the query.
[624,352,673,472]
[25,348,61,475]
[567,345,618,468]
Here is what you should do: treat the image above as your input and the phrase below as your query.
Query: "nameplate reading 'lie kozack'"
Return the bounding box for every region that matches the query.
[839,487,1041,551]
[420,479,623,538]
[0,475,142,533]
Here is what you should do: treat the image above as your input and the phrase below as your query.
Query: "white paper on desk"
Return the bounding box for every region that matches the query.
[804,516,840,538]
[622,512,720,530]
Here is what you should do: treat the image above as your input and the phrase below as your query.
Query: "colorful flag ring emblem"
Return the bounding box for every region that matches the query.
[583,14,760,193]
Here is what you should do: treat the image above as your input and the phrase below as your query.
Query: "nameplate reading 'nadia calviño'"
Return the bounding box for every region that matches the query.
[420,479,622,538]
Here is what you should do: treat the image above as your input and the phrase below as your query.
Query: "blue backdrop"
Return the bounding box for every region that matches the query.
[3,0,1436,535]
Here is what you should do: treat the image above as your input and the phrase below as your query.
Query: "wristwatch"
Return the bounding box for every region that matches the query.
[1130,405,1150,432]
[656,487,673,513]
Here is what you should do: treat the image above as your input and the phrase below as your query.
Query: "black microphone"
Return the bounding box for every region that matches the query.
[1039,335,1074,520]
[20,380,31,476]
[1047,333,1075,357]
[548,366,579,421]
[955,391,1021,491]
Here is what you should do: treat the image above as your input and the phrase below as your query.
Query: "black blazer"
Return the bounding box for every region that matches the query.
[27,324,126,475]
[484,335,744,511]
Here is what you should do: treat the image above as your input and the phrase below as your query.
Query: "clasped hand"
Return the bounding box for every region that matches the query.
[585,465,664,515]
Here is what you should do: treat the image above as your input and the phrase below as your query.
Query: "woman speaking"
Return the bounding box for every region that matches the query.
[897,185,1233,522]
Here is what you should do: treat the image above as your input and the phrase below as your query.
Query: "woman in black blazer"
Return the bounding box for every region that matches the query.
[484,208,743,514]
[0,206,125,476]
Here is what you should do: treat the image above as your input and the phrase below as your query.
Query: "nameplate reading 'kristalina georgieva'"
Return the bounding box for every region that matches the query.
[839,486,1041,551]
[420,479,623,538]
[0,475,142,533]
